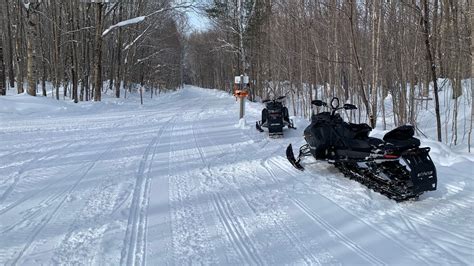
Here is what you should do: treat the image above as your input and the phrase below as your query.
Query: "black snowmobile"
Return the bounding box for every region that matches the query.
[256,96,296,137]
[286,97,437,201]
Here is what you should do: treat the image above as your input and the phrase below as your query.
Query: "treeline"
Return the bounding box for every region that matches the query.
[0,0,186,101]
[186,0,472,143]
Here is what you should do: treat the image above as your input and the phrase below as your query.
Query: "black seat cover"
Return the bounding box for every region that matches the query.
[384,125,420,150]
[384,125,415,141]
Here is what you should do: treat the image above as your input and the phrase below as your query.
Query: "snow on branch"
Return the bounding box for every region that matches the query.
[101,3,184,38]
[102,16,146,37]
[124,25,151,51]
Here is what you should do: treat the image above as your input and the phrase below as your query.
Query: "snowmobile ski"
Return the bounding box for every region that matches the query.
[286,144,304,171]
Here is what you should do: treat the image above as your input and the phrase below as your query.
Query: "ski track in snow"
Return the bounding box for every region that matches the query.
[120,128,161,266]
[191,116,266,265]
[0,86,473,265]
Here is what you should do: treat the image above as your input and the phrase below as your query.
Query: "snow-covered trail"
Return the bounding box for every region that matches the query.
[0,86,472,265]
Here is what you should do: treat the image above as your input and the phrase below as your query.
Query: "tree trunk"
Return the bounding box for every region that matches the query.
[0,0,5,94]
[469,1,473,152]
[70,1,79,103]
[370,0,381,128]
[93,3,104,101]
[349,0,370,120]
[5,0,15,89]
[422,0,442,142]
[0,44,5,95]
[15,0,24,94]
[38,13,47,97]
[114,3,123,98]
[26,3,40,96]
[53,0,61,100]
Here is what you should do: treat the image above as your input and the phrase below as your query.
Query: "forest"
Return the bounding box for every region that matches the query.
[0,0,187,101]
[0,0,473,147]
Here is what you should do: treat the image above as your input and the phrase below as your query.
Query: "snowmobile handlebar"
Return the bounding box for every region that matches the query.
[312,97,357,116]
[262,95,286,103]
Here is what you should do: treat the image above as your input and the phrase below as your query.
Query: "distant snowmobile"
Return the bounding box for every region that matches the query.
[286,97,437,201]
[256,96,296,137]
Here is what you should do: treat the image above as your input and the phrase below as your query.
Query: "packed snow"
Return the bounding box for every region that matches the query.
[0,86,473,265]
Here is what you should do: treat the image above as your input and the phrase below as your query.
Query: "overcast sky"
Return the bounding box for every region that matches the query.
[187,8,211,31]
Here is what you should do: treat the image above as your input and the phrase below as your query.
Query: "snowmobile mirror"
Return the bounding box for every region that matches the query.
[343,104,357,110]
[331,97,340,109]
[311,100,327,107]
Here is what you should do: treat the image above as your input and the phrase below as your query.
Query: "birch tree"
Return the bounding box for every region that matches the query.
[24,2,41,96]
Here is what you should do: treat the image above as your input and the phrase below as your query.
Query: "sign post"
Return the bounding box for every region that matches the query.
[233,75,249,119]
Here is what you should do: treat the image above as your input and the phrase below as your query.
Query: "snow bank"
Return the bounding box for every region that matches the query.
[0,93,70,116]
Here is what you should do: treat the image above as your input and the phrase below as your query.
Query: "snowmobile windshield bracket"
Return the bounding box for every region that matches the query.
[330,97,340,116]
[331,97,340,109]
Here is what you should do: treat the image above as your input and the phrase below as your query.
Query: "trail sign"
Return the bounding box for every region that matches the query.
[234,75,249,85]
[234,75,250,119]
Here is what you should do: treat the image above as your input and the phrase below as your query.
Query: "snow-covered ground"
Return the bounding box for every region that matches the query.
[0,86,473,265]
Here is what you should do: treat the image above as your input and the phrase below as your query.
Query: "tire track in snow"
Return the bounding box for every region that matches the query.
[193,119,319,264]
[191,118,267,264]
[0,139,62,171]
[260,159,330,265]
[225,129,329,264]
[211,192,264,265]
[0,126,160,218]
[7,136,123,266]
[120,123,169,266]
[0,141,75,204]
[292,198,385,265]
[267,157,436,265]
[168,121,217,264]
[397,212,468,265]
[237,162,322,264]
[404,211,472,243]
[0,137,104,216]
[0,188,70,235]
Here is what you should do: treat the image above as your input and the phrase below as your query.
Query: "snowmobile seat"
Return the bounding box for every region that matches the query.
[383,125,415,141]
[383,125,420,151]
[346,123,372,139]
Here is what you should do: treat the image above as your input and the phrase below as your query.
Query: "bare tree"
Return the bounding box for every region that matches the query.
[25,2,41,96]
[93,3,104,101]
[370,0,381,128]
[469,0,473,152]
[0,42,5,95]
[418,0,442,142]
[187,0,470,147]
